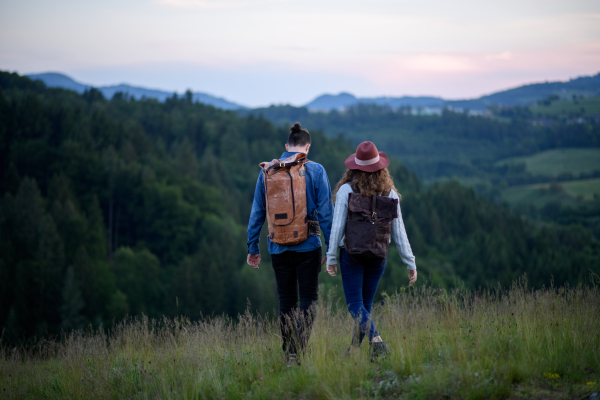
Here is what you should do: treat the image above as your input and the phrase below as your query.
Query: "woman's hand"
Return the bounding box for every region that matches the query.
[408,269,417,285]
[325,264,338,277]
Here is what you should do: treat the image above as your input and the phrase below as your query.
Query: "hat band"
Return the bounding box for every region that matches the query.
[355,154,380,166]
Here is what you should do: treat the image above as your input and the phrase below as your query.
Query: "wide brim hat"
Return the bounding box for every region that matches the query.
[345,141,389,172]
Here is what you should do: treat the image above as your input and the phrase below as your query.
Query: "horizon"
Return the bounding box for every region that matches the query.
[21,69,600,108]
[2,0,599,107]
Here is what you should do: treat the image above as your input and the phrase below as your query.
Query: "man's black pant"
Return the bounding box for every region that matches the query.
[271,248,321,355]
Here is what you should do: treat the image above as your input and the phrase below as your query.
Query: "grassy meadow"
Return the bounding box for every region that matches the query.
[495,148,600,178]
[501,178,600,208]
[530,96,600,118]
[561,178,600,200]
[2,279,599,400]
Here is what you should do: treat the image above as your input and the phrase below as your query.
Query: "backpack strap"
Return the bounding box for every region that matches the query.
[372,195,378,224]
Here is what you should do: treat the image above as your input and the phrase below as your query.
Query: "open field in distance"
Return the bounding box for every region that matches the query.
[496,148,600,178]
[531,96,600,117]
[561,178,600,200]
[501,178,600,207]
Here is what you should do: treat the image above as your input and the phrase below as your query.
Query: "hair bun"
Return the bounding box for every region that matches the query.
[291,122,302,133]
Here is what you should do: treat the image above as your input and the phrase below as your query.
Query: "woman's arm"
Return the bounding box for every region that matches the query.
[390,189,417,270]
[325,184,351,266]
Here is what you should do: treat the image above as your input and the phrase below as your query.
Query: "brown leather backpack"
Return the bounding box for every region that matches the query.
[259,153,320,245]
[345,189,398,260]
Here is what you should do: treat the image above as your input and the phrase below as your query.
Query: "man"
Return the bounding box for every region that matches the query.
[247,122,333,366]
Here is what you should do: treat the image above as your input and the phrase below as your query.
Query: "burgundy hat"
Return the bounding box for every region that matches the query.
[345,141,390,172]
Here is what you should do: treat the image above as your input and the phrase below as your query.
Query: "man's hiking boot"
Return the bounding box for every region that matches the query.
[346,344,361,357]
[370,341,390,361]
[286,353,301,367]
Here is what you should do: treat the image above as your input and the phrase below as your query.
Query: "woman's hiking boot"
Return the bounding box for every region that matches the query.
[286,353,301,367]
[370,341,390,361]
[346,324,365,356]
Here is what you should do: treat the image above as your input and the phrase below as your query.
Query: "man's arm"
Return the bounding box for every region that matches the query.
[247,172,266,256]
[314,165,333,251]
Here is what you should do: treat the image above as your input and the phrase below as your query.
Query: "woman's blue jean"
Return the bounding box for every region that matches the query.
[339,249,386,345]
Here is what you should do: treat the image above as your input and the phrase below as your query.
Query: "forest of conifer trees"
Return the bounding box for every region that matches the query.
[1,71,599,342]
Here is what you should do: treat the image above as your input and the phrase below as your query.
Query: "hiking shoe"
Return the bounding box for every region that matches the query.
[370,341,391,361]
[346,344,361,357]
[287,353,301,367]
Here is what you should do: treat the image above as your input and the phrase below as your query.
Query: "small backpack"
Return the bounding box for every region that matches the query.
[345,188,398,260]
[259,153,320,245]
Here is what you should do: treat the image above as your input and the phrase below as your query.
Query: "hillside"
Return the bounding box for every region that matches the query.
[306,93,445,111]
[26,71,600,113]
[495,149,600,178]
[1,70,599,342]
[26,72,247,110]
[244,103,600,182]
[305,72,600,111]
[243,101,600,239]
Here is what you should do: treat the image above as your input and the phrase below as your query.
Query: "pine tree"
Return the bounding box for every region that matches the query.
[176,137,199,179]
[13,177,45,255]
[3,306,20,344]
[60,266,85,331]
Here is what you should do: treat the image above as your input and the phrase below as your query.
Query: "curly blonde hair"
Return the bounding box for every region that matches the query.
[333,168,399,202]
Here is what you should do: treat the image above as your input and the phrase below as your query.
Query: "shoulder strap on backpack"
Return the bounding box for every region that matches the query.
[372,195,379,223]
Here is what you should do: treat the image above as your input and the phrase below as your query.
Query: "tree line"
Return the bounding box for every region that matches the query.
[1,71,598,342]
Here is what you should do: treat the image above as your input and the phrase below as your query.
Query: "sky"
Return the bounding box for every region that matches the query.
[1,0,599,107]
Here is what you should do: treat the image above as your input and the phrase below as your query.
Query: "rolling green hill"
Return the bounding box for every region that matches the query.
[499,178,600,238]
[245,103,600,182]
[500,181,594,208]
[562,178,600,200]
[495,148,600,178]
[531,96,600,118]
[501,178,600,207]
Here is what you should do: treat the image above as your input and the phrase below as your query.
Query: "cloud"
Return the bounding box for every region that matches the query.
[485,51,513,61]
[399,54,476,72]
[365,44,600,91]
[155,0,284,10]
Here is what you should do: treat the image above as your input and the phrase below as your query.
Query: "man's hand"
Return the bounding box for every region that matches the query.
[325,264,338,277]
[408,269,417,285]
[247,254,261,269]
[321,256,327,265]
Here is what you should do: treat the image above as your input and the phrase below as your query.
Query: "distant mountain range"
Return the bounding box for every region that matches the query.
[27,71,600,112]
[305,73,600,111]
[27,73,247,110]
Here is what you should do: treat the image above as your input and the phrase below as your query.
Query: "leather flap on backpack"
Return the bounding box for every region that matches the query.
[348,194,398,219]
[259,159,279,170]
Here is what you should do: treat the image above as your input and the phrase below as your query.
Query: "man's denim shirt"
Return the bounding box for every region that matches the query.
[247,152,333,255]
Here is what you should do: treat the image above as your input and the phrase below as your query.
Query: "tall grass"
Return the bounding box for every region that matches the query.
[2,278,599,399]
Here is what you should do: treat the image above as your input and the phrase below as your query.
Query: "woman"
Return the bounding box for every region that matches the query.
[325,141,417,359]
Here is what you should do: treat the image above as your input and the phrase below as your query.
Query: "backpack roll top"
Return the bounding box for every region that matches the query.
[260,153,316,246]
[345,192,398,260]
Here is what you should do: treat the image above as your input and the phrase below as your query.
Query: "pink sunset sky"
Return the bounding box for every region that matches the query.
[1,0,599,107]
